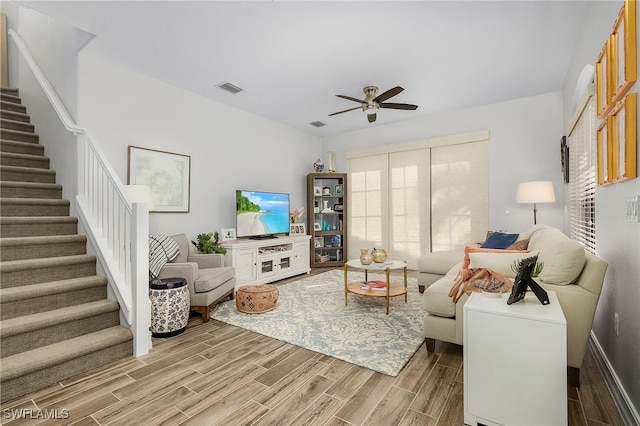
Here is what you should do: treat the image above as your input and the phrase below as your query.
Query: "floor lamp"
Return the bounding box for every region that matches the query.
[516,181,556,225]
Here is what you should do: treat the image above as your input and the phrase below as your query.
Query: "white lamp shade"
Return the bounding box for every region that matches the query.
[124,185,156,210]
[516,181,556,204]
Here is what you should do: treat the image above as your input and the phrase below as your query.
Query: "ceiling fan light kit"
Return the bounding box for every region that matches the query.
[329,85,418,123]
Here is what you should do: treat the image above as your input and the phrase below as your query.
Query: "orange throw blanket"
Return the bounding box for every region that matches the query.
[448,268,514,303]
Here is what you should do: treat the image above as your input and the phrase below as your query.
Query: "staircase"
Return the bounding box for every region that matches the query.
[0,88,133,403]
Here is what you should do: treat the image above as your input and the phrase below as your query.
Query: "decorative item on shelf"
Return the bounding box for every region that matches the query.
[321,200,333,213]
[333,204,343,211]
[220,228,236,242]
[360,248,373,265]
[290,206,305,223]
[315,252,330,263]
[328,151,336,173]
[334,184,344,196]
[314,186,322,196]
[191,232,226,255]
[322,186,332,196]
[371,247,387,263]
[331,235,341,247]
[313,158,324,173]
[314,222,322,231]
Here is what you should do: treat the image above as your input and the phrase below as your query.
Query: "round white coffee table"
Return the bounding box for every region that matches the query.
[343,259,408,314]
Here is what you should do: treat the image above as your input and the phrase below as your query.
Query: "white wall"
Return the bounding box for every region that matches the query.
[323,91,566,234]
[564,1,640,418]
[77,53,322,239]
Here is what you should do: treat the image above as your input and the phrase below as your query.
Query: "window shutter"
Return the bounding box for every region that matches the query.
[568,95,597,254]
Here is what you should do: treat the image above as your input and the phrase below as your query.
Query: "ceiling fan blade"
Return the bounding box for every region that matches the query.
[329,106,362,116]
[336,94,366,103]
[367,113,377,123]
[374,86,404,103]
[380,102,418,111]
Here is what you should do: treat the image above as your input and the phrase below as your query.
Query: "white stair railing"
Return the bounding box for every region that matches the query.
[9,29,151,356]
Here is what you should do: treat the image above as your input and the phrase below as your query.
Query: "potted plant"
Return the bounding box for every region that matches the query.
[191,232,226,255]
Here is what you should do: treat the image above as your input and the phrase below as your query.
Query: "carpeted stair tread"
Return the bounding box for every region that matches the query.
[1,254,97,288]
[0,92,21,104]
[1,151,50,168]
[0,109,30,123]
[0,216,78,237]
[2,299,119,337]
[1,300,121,357]
[0,234,87,261]
[0,197,70,216]
[0,181,62,199]
[0,118,34,133]
[0,101,26,114]
[0,128,38,143]
[0,165,56,183]
[0,275,107,303]
[0,326,133,381]
[0,276,107,320]
[0,140,44,155]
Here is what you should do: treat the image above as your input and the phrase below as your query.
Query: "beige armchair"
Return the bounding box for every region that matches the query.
[158,234,235,322]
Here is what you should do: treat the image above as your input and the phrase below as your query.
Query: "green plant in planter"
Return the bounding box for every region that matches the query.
[191,232,227,255]
[511,258,544,277]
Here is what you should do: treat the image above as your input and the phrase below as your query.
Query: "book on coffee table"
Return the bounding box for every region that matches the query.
[361,280,387,290]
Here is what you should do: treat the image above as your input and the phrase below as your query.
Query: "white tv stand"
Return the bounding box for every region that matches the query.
[221,235,311,287]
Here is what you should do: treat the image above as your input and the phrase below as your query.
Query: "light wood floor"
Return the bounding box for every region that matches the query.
[1,269,624,425]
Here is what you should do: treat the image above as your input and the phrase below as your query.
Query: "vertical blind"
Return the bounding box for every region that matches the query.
[568,92,597,254]
[347,131,489,269]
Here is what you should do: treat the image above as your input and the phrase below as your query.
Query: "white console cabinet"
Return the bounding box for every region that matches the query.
[221,235,311,287]
[463,291,567,426]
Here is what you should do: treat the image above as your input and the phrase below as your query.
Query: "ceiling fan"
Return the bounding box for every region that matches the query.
[329,86,418,123]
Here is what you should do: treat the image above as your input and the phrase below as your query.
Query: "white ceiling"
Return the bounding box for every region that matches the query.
[21,1,590,137]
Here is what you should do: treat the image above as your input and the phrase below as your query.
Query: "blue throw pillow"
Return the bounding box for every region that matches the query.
[481,231,519,249]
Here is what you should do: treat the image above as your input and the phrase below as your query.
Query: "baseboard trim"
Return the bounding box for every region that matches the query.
[589,332,639,425]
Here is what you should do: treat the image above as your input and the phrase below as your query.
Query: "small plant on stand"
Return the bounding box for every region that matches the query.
[192,232,227,255]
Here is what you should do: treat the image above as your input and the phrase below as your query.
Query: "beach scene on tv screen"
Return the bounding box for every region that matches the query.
[236,191,290,237]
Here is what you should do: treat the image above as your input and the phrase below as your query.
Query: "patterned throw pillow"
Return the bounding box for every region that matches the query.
[149,235,180,278]
[506,238,530,251]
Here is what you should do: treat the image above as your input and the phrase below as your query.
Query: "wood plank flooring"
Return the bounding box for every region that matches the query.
[1,269,624,425]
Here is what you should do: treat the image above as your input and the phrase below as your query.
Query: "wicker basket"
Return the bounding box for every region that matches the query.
[315,252,330,263]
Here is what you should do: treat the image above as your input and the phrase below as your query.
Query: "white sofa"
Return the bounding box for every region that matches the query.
[419,224,608,386]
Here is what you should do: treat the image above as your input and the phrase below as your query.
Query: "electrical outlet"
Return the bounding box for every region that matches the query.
[614,312,620,337]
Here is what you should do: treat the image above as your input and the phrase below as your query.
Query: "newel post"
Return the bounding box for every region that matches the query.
[131,203,151,356]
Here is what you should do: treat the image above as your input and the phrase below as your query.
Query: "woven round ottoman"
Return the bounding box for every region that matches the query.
[236,284,279,313]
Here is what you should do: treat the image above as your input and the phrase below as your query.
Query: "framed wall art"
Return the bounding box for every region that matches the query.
[611,0,637,103]
[609,92,637,182]
[560,136,569,184]
[597,118,610,185]
[596,38,614,119]
[128,146,191,212]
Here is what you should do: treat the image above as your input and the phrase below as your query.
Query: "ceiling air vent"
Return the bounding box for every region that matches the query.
[310,121,326,127]
[216,82,243,94]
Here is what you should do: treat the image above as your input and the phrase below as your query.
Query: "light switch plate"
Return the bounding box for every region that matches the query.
[627,196,640,222]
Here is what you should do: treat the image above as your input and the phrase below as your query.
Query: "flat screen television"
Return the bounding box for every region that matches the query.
[236,190,290,239]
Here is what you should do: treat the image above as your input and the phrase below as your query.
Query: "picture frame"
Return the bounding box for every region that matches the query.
[314,222,322,231]
[128,146,191,212]
[596,38,614,119]
[333,203,344,211]
[334,184,344,196]
[611,0,637,103]
[314,236,324,248]
[609,92,637,182]
[220,228,236,242]
[290,223,306,235]
[314,186,322,196]
[597,118,610,185]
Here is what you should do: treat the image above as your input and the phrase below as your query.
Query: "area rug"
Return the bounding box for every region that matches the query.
[210,269,425,376]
